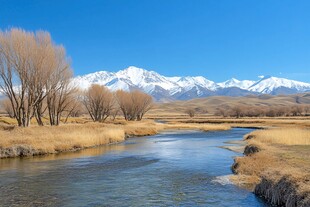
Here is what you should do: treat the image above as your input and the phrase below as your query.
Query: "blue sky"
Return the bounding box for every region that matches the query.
[1,0,310,82]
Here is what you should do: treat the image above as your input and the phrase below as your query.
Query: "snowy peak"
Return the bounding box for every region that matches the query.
[116,66,155,85]
[73,71,115,89]
[73,66,310,100]
[218,78,256,89]
[115,66,178,91]
[172,76,218,91]
[248,76,310,93]
[220,78,241,86]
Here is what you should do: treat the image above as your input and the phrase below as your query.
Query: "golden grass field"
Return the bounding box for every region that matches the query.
[0,123,124,155]
[233,127,310,179]
[231,127,310,205]
[249,128,310,145]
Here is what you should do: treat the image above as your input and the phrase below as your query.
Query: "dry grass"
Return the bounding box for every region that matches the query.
[0,123,15,131]
[248,128,310,145]
[232,146,310,204]
[164,122,231,131]
[150,117,310,128]
[121,120,164,137]
[232,151,277,179]
[60,117,91,124]
[235,128,310,180]
[0,123,125,156]
[112,120,230,137]
[0,117,17,125]
[232,127,310,205]
[0,116,91,125]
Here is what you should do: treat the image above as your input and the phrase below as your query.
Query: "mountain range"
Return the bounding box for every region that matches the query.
[73,66,310,101]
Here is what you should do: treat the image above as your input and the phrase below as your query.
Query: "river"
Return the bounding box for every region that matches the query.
[0,128,268,206]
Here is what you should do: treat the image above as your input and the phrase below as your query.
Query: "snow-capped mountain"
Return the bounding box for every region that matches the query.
[170,76,218,91]
[74,66,179,93]
[218,78,256,90]
[73,66,218,100]
[73,66,310,100]
[248,75,310,94]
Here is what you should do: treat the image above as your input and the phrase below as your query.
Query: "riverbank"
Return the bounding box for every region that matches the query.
[156,117,310,128]
[230,128,310,206]
[0,119,230,159]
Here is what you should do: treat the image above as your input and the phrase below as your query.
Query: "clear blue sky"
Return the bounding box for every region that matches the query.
[1,0,310,82]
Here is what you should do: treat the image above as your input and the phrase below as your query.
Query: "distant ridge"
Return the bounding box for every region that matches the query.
[73,66,310,100]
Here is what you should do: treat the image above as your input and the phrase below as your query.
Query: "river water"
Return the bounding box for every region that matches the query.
[0,128,268,207]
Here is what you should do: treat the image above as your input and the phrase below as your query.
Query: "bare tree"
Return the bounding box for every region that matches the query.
[109,99,121,121]
[63,94,84,123]
[82,84,114,122]
[0,28,72,127]
[266,107,277,117]
[46,75,76,126]
[0,98,15,118]
[115,90,153,121]
[0,28,41,126]
[110,107,121,121]
[304,105,310,116]
[230,105,243,118]
[291,105,304,116]
[115,90,132,120]
[185,108,195,118]
[274,106,287,117]
[133,90,153,121]
[215,107,228,117]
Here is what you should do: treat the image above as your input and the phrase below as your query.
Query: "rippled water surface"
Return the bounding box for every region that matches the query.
[0,128,269,206]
